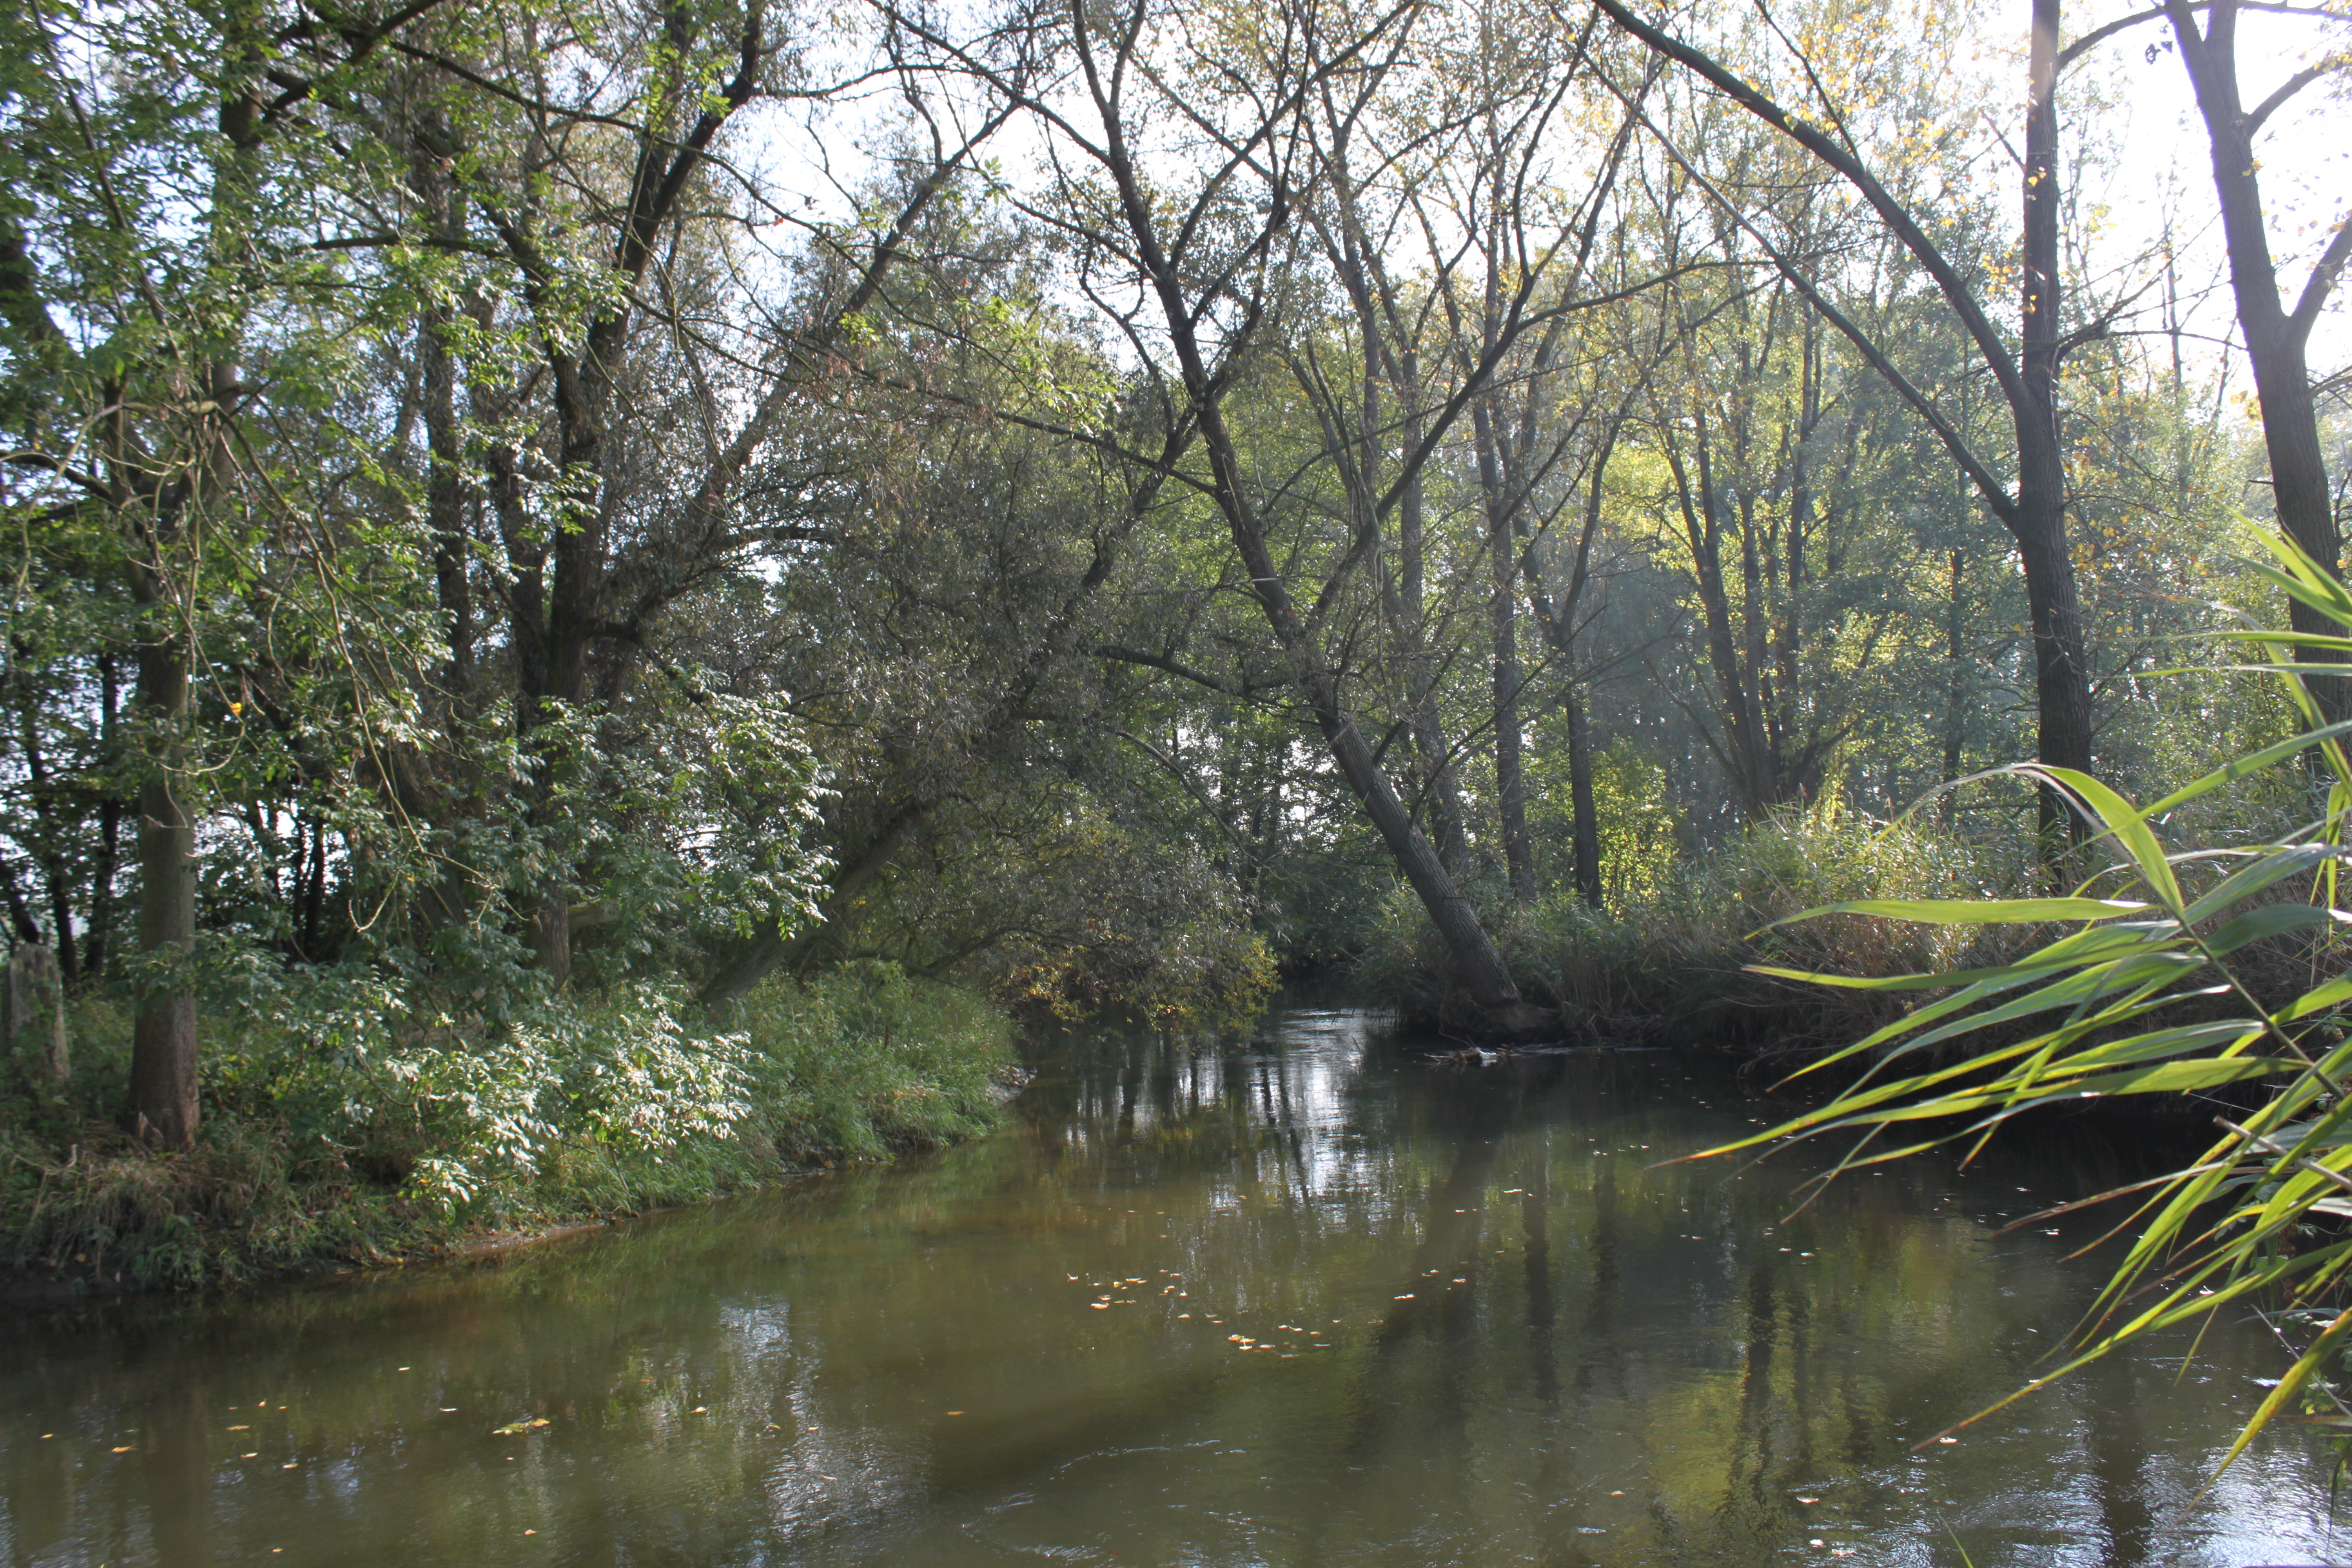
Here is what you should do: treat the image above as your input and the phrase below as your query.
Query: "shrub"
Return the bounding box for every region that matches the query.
[1,960,1013,1288]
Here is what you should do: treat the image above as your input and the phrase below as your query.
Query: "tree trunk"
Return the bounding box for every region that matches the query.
[1203,389,1526,1018]
[8,942,69,1096]
[1943,546,1968,807]
[2166,0,2350,723]
[125,635,197,1149]
[1567,694,1603,910]
[1589,0,2100,792]
[697,800,932,1011]
[1662,414,1780,818]
[1307,670,1529,1017]
[1396,393,1475,876]
[421,303,474,698]
[2018,0,2096,821]
[1473,399,1536,905]
[86,651,122,982]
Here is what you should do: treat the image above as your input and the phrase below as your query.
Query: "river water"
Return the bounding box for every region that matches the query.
[1,1009,2338,1566]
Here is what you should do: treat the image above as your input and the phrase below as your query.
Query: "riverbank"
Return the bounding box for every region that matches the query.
[1,964,1013,1300]
[1357,802,2009,1051]
[1356,796,2319,1066]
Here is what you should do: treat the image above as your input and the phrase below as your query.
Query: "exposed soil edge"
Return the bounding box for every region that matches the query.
[0,1175,849,1313]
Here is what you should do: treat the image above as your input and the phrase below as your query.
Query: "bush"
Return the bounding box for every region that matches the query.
[0,962,1013,1290]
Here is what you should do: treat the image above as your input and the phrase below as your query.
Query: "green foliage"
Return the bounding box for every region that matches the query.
[0,967,1012,1288]
[1362,784,2021,1039]
[731,962,1013,1161]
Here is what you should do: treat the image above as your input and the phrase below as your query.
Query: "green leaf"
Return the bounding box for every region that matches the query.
[2204,903,2342,955]
[2183,844,2336,923]
[1763,896,2149,928]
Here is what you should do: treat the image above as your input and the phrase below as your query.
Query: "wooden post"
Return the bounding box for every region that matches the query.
[8,943,69,1096]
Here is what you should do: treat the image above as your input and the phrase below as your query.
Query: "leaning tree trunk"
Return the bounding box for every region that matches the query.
[1192,404,1529,1020]
[1306,670,1531,1020]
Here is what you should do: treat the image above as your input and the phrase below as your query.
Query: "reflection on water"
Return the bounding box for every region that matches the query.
[1,1010,2336,1567]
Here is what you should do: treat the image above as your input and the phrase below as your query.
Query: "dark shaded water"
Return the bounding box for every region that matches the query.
[1,1010,2337,1566]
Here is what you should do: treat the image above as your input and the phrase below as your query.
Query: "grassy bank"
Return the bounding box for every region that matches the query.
[1,961,1013,1294]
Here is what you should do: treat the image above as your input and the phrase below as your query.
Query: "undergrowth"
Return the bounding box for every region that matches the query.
[1360,794,2028,1046]
[1362,772,2329,1062]
[1,961,1011,1292]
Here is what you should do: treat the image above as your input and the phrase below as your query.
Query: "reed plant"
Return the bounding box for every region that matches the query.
[1710,534,2352,1474]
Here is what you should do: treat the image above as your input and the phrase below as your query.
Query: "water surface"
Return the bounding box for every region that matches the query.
[2,1010,2337,1566]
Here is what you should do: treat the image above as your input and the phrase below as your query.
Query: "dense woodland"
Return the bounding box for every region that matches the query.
[0,0,2347,1265]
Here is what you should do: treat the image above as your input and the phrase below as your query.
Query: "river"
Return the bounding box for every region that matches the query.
[1,1008,2337,1565]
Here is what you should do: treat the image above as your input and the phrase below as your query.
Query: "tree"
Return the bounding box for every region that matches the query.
[2159,0,2352,719]
[0,0,461,1145]
[1587,0,2102,828]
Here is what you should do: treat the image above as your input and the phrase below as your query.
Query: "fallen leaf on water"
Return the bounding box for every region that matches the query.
[228,1425,250,1431]
[492,1418,552,1435]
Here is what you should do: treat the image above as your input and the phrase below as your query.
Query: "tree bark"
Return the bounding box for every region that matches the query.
[1307,668,1529,1015]
[1943,546,1968,802]
[8,943,69,1096]
[86,652,122,981]
[2019,0,2096,828]
[1474,397,1537,904]
[697,800,932,1011]
[125,632,197,1149]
